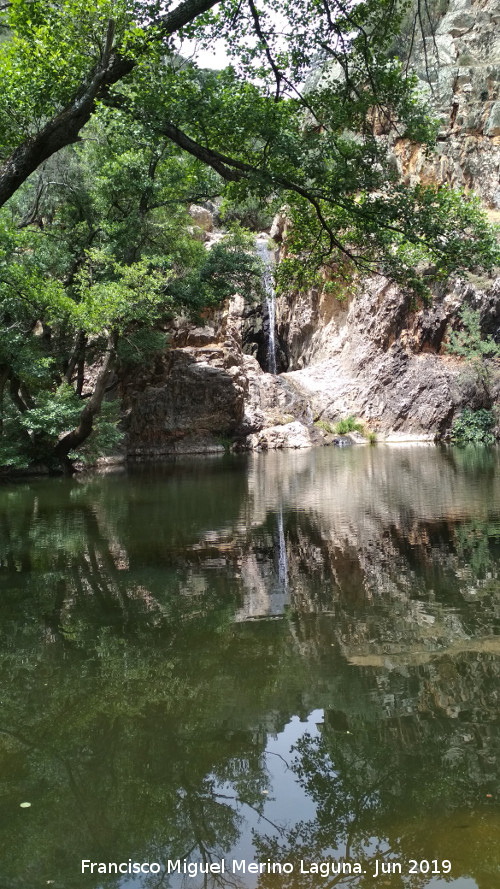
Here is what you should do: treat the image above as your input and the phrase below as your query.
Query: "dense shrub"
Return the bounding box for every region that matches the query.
[450,409,496,446]
[335,416,365,434]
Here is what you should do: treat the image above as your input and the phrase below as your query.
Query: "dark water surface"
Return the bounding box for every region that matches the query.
[1,446,500,889]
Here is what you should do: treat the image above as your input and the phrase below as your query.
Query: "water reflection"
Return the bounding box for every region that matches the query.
[0,447,499,889]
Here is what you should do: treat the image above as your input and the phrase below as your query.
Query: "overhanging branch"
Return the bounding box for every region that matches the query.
[0,0,222,208]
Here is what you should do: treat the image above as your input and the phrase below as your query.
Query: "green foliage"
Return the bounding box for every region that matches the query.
[215,434,233,453]
[0,385,80,468]
[0,430,30,470]
[0,384,122,468]
[220,194,274,231]
[0,114,263,468]
[447,306,500,385]
[199,226,263,305]
[74,252,178,334]
[450,409,496,447]
[276,185,500,299]
[335,415,364,434]
[455,518,500,582]
[316,416,369,436]
[314,419,336,434]
[0,0,499,470]
[19,383,81,439]
[117,328,167,365]
[0,0,132,156]
[322,272,359,303]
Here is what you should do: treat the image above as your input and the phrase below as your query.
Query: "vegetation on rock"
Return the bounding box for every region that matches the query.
[334,415,365,435]
[451,408,496,447]
[447,306,500,398]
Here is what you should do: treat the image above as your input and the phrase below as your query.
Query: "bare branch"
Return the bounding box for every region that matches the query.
[246,0,283,100]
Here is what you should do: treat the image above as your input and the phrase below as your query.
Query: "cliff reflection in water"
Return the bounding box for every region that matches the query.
[0,446,499,889]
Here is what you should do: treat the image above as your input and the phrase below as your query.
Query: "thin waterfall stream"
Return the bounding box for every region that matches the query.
[256,238,288,606]
[276,506,288,594]
[255,236,277,374]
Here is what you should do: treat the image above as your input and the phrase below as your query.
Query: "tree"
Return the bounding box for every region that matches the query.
[0,0,498,469]
[0,0,496,285]
[0,0,495,272]
[0,111,262,469]
[0,0,223,206]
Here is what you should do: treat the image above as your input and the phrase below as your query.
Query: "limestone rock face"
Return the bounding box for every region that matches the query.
[393,0,500,209]
[278,275,500,437]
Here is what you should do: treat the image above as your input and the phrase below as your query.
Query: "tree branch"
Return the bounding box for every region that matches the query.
[246,0,282,100]
[0,0,222,208]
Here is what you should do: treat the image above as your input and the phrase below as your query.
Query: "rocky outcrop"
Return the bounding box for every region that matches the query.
[399,0,500,210]
[269,0,500,440]
[121,296,337,455]
[121,301,246,456]
[277,273,500,438]
[188,204,214,232]
[121,267,499,455]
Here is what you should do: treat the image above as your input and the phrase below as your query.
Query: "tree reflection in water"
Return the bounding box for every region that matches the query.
[0,449,499,889]
[255,694,500,889]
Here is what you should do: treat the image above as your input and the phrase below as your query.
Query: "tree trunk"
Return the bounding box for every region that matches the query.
[0,366,8,434]
[64,330,87,387]
[53,330,118,460]
[9,374,30,414]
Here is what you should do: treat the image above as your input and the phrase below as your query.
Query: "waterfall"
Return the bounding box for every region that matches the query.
[255,237,277,374]
[276,507,288,594]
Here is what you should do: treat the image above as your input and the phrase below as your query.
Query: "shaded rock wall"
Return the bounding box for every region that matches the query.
[121,300,247,456]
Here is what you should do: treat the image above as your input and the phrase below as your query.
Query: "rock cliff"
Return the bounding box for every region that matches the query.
[271,0,500,443]
[121,0,500,456]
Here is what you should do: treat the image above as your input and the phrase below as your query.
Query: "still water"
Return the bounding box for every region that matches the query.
[1,446,500,889]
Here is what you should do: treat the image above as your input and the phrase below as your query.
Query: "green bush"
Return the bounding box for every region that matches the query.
[314,419,336,434]
[315,416,368,436]
[450,408,496,446]
[335,415,364,435]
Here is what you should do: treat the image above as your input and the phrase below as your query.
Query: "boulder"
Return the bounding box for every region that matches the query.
[246,420,324,450]
[188,204,213,232]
